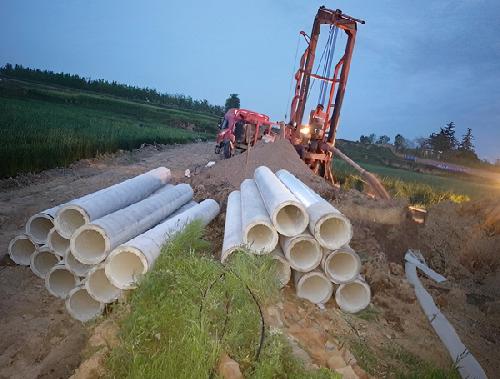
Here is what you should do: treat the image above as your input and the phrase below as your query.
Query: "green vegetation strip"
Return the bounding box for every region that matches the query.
[106,222,338,379]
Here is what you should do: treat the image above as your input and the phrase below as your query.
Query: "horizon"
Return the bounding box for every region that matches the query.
[1,0,499,161]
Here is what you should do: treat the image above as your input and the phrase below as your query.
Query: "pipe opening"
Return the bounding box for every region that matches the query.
[87,267,120,303]
[31,250,60,278]
[325,252,359,283]
[318,216,351,249]
[246,224,276,252]
[46,267,77,298]
[298,273,332,304]
[73,227,107,263]
[27,215,54,243]
[48,228,70,256]
[276,204,308,236]
[289,239,321,271]
[57,207,87,238]
[336,281,371,313]
[66,250,93,277]
[106,249,146,289]
[9,236,36,265]
[67,287,103,322]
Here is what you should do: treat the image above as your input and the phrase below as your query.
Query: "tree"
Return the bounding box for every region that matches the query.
[394,134,407,151]
[428,122,457,152]
[224,94,240,112]
[359,135,370,144]
[376,135,390,144]
[458,128,474,153]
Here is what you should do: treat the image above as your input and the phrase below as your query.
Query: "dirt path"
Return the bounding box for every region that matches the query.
[0,142,219,379]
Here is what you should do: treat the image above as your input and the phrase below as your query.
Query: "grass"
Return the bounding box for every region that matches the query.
[106,222,339,379]
[0,79,220,178]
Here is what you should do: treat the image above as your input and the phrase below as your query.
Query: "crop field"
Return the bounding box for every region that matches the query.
[0,79,220,178]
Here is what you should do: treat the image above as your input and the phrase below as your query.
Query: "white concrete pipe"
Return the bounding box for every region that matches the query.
[275,169,352,249]
[240,179,278,254]
[30,246,62,279]
[271,247,291,288]
[65,249,94,277]
[105,199,220,290]
[8,234,37,265]
[280,233,322,272]
[26,204,61,245]
[321,246,361,284]
[85,264,121,304]
[45,264,79,298]
[335,278,371,313]
[254,166,308,237]
[294,270,333,304]
[47,227,70,257]
[66,286,105,322]
[71,184,193,264]
[221,191,243,263]
[55,167,171,238]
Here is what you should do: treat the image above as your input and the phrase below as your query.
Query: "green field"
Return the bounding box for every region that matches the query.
[0,79,220,177]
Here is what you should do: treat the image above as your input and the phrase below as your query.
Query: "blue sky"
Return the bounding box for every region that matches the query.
[1,0,499,160]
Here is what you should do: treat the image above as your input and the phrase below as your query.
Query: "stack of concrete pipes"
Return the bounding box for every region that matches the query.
[222,166,371,313]
[8,167,220,322]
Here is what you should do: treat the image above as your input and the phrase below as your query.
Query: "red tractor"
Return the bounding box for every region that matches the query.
[215,108,277,158]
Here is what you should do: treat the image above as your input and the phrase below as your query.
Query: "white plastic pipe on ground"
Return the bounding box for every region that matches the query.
[71,183,193,264]
[65,249,94,277]
[26,204,61,245]
[105,199,220,290]
[221,191,243,263]
[55,167,171,238]
[8,234,37,265]
[271,247,291,288]
[45,264,79,298]
[254,166,309,237]
[280,233,322,272]
[335,278,371,313]
[240,179,278,254]
[30,246,62,279]
[85,264,121,304]
[47,227,70,257]
[321,246,361,284]
[294,270,333,304]
[275,169,352,249]
[66,286,105,322]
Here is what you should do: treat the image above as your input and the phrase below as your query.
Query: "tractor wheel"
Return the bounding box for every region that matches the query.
[215,144,221,154]
[223,141,232,159]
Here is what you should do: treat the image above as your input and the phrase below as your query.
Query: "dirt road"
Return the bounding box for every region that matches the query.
[0,142,219,379]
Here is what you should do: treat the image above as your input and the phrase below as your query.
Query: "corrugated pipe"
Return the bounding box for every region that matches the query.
[65,249,93,277]
[254,166,309,237]
[85,264,121,304]
[105,199,220,290]
[45,264,79,298]
[294,270,333,304]
[321,246,361,284]
[335,278,371,313]
[47,227,70,257]
[271,247,291,288]
[66,286,105,322]
[55,167,171,239]
[275,169,352,249]
[240,180,278,254]
[26,204,61,245]
[8,234,37,265]
[280,233,322,272]
[30,246,62,279]
[221,191,243,263]
[70,184,193,264]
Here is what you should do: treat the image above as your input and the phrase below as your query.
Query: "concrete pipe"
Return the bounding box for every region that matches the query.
[45,264,79,298]
[221,191,243,263]
[8,234,37,265]
[65,249,94,277]
[25,204,61,245]
[47,227,70,257]
[85,264,121,304]
[30,246,62,279]
[294,270,333,304]
[280,233,322,272]
[105,199,220,290]
[240,179,278,254]
[271,247,291,288]
[335,278,371,313]
[66,286,105,322]
[55,167,171,239]
[321,246,361,284]
[275,169,352,249]
[254,166,308,237]
[71,184,193,264]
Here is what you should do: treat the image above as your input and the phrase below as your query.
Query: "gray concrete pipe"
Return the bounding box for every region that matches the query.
[30,246,62,279]
[294,269,333,304]
[321,246,361,284]
[8,234,37,265]
[335,278,371,313]
[271,246,291,288]
[25,204,61,245]
[65,249,94,277]
[221,191,243,263]
[65,286,105,322]
[47,227,70,257]
[85,264,121,304]
[45,264,79,299]
[280,232,322,272]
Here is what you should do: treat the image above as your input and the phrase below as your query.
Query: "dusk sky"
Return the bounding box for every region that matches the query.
[2,0,499,160]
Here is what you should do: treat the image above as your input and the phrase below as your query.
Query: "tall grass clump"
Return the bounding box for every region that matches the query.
[106,222,338,379]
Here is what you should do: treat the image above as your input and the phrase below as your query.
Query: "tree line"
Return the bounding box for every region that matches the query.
[0,63,224,116]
